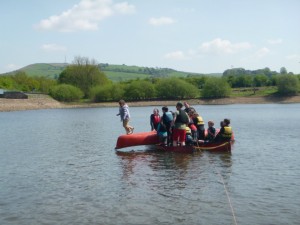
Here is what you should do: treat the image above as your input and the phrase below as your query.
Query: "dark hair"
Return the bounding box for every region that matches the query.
[176,102,183,108]
[162,106,168,111]
[224,118,230,125]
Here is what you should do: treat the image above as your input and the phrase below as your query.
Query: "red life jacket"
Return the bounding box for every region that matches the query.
[189,124,197,131]
[153,115,160,125]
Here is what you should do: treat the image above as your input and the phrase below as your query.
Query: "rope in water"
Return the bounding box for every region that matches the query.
[213,162,238,225]
[201,148,238,225]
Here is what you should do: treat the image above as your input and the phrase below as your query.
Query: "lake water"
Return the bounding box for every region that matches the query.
[0,104,300,225]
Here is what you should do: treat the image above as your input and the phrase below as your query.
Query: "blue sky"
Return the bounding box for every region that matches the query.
[1,0,300,74]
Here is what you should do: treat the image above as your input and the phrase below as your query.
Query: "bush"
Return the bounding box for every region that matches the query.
[50,84,83,102]
[202,77,231,98]
[90,83,125,102]
[155,78,199,99]
[276,74,299,96]
[124,80,156,100]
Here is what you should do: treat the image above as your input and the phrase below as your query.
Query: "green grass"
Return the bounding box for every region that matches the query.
[103,71,150,82]
[231,86,277,97]
[22,63,67,78]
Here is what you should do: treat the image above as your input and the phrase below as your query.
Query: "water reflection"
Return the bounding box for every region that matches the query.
[116,149,233,191]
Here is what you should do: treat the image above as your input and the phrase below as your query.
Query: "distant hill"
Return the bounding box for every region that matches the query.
[1,63,222,81]
[2,63,68,79]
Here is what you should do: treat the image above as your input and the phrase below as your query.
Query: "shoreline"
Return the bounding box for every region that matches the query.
[1,94,300,112]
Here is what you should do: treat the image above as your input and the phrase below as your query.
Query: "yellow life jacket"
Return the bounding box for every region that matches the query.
[185,126,191,134]
[222,126,232,138]
[197,116,204,125]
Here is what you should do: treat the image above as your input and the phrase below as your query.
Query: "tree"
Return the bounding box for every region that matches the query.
[202,77,231,98]
[35,77,57,94]
[0,76,14,89]
[253,74,268,87]
[280,67,287,75]
[90,83,125,102]
[12,71,40,91]
[124,80,156,100]
[276,74,299,96]
[155,78,199,99]
[58,56,109,97]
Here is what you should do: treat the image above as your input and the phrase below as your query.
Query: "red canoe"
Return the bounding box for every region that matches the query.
[115,131,159,149]
[156,141,232,153]
[115,130,234,152]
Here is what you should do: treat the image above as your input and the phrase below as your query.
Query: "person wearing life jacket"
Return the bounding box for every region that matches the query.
[187,111,198,142]
[214,118,232,142]
[172,102,189,146]
[192,112,205,140]
[150,108,161,131]
[161,106,173,146]
[185,126,193,146]
[156,121,168,146]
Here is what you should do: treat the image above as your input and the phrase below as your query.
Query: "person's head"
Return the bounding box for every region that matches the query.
[224,118,230,126]
[208,120,214,127]
[176,102,183,109]
[162,106,168,112]
[184,102,189,108]
[119,99,125,106]
[153,108,159,115]
[220,121,224,127]
[191,112,198,118]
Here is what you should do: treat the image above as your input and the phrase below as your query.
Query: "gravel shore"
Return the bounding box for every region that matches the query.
[1,94,300,112]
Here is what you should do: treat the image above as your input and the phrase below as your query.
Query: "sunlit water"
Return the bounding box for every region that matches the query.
[0,104,299,225]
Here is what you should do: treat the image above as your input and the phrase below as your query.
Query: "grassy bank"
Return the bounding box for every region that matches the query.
[1,93,300,112]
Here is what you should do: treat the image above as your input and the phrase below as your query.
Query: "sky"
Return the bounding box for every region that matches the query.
[1,0,300,74]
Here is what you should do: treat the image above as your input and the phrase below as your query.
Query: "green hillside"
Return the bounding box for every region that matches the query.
[2,63,68,79]
[1,63,222,81]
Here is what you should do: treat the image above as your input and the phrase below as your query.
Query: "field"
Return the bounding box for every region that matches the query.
[231,86,278,97]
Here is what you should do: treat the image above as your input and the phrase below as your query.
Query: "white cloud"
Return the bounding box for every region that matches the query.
[35,0,135,32]
[164,51,188,60]
[149,17,175,26]
[113,2,135,14]
[286,54,300,61]
[41,44,67,52]
[200,38,252,54]
[255,47,270,58]
[267,38,282,45]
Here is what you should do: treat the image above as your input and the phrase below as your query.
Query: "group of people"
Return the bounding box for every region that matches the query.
[117,99,232,146]
[151,102,232,146]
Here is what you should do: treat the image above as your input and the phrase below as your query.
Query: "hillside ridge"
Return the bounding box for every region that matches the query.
[1,63,222,81]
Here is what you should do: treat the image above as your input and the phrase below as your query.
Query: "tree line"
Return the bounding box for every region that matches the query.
[0,56,299,102]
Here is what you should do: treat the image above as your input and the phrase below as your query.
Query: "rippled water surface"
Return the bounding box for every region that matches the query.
[1,104,300,225]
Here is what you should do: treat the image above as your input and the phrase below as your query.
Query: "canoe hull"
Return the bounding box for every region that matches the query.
[115,131,159,149]
[157,145,195,153]
[115,130,234,152]
[194,141,232,152]
[157,141,232,153]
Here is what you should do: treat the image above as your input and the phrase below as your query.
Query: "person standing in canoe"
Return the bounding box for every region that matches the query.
[183,101,195,114]
[172,102,190,146]
[161,106,173,146]
[150,108,160,131]
[116,99,134,135]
